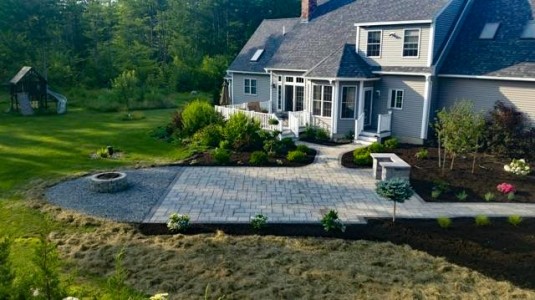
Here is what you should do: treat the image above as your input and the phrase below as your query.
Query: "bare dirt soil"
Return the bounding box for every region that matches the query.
[394,145,535,203]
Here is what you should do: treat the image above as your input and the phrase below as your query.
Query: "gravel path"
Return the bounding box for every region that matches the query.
[46,167,183,222]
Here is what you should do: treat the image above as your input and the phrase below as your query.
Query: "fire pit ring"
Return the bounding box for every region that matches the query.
[89,172,128,193]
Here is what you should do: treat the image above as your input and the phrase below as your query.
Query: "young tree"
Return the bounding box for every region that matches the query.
[434,101,484,171]
[112,70,139,118]
[376,178,414,223]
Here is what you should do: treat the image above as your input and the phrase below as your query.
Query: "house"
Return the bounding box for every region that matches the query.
[226,0,535,144]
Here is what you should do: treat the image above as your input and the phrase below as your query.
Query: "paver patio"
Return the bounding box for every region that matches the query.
[145,143,535,224]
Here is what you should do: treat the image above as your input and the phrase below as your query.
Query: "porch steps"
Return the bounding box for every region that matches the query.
[356,131,381,143]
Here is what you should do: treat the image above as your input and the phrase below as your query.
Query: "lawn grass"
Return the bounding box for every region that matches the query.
[0,107,191,194]
[0,102,191,297]
[1,92,535,298]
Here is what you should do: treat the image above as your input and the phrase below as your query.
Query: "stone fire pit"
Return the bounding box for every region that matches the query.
[89,172,128,193]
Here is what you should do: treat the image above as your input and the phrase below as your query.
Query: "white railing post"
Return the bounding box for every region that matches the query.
[377,114,383,134]
[355,113,364,141]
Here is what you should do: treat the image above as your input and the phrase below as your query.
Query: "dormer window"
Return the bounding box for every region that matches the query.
[366,31,382,57]
[250,49,264,62]
[521,20,535,39]
[479,23,500,39]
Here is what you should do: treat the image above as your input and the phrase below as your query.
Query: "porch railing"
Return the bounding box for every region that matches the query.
[215,105,282,132]
[310,115,331,134]
[288,111,310,137]
[225,100,272,113]
[354,113,365,140]
[377,111,392,134]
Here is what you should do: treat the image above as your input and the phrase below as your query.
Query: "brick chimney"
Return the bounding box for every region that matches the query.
[301,0,317,22]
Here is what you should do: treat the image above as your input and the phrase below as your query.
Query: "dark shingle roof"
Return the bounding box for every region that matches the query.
[267,0,451,72]
[306,44,374,78]
[441,0,535,78]
[228,18,300,73]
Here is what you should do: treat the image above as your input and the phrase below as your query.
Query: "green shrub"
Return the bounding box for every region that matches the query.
[353,146,372,166]
[474,215,491,226]
[96,147,110,158]
[192,124,223,147]
[415,148,429,160]
[320,210,346,232]
[181,100,222,136]
[432,180,450,193]
[301,125,330,142]
[280,137,297,151]
[287,150,307,163]
[315,127,330,142]
[296,144,312,155]
[219,140,231,150]
[167,213,190,232]
[384,138,398,150]
[354,152,373,166]
[249,151,269,166]
[268,118,279,125]
[507,192,516,201]
[437,217,452,229]
[250,214,268,230]
[484,192,495,202]
[431,189,442,199]
[223,112,262,151]
[369,142,386,153]
[507,215,523,226]
[212,147,231,165]
[456,190,468,201]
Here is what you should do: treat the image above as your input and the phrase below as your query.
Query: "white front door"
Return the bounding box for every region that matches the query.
[364,88,373,126]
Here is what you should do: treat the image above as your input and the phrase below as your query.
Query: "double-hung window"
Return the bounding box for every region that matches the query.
[313,85,333,117]
[367,31,382,57]
[341,86,357,118]
[389,89,404,109]
[403,29,420,57]
[244,79,257,95]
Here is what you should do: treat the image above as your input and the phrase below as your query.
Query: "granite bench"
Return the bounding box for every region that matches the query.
[370,153,411,181]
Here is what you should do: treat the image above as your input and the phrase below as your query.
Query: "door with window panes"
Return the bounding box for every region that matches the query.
[282,76,305,112]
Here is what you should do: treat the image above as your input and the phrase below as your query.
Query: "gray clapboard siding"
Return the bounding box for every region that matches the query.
[375,76,426,140]
[231,73,271,105]
[358,25,431,67]
[433,0,465,59]
[438,78,535,125]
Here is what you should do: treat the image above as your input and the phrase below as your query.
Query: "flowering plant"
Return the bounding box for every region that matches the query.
[504,159,531,176]
[150,293,169,300]
[167,213,190,232]
[497,183,516,194]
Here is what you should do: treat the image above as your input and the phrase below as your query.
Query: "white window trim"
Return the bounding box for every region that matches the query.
[366,30,383,58]
[340,85,358,119]
[402,28,421,59]
[244,78,257,95]
[312,84,333,118]
[388,89,404,110]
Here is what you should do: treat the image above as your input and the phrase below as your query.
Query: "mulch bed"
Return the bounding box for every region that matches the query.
[138,217,535,290]
[393,145,535,203]
[176,149,317,167]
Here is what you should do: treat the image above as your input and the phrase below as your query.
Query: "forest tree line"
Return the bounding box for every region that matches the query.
[0,0,299,95]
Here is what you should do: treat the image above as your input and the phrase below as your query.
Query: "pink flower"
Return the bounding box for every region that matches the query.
[497,183,516,194]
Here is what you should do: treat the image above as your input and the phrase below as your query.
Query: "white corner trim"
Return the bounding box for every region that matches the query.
[427,24,435,67]
[231,72,234,105]
[421,75,433,139]
[439,74,535,82]
[354,20,433,27]
[358,81,365,117]
[332,81,340,135]
[355,26,360,54]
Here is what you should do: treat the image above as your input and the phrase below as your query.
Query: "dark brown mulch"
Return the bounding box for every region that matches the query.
[393,145,535,203]
[299,137,352,147]
[138,217,535,290]
[176,149,317,167]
